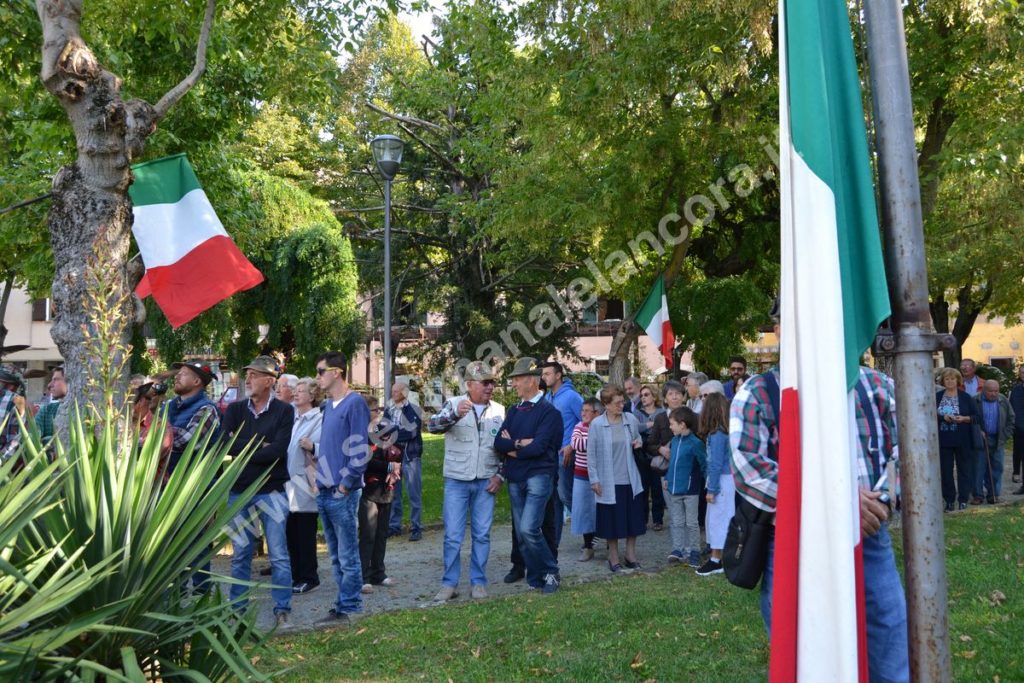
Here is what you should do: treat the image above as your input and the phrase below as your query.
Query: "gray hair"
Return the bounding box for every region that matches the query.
[686,372,709,386]
[625,376,641,388]
[392,381,410,398]
[294,377,321,406]
[700,379,725,396]
[279,373,299,389]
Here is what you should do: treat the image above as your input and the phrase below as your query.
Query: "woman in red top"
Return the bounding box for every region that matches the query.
[570,398,603,561]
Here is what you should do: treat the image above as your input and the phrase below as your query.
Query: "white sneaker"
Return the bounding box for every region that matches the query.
[471,585,488,599]
[275,612,292,629]
[433,585,458,602]
[381,577,397,586]
[361,583,375,594]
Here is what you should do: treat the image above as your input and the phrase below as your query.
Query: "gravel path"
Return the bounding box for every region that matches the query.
[213,518,682,632]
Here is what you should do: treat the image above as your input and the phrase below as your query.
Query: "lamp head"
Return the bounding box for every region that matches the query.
[371,134,404,180]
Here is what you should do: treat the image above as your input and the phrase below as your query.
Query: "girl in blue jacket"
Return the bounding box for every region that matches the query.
[697,393,732,576]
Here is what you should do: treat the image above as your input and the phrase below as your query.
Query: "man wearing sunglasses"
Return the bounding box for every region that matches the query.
[313,351,371,625]
[724,356,749,401]
[427,361,507,602]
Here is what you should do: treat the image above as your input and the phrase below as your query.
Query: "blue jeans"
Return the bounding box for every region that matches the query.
[442,477,496,588]
[761,525,909,683]
[508,473,559,586]
[975,441,1004,498]
[227,491,291,615]
[389,454,422,534]
[554,461,573,548]
[319,488,363,614]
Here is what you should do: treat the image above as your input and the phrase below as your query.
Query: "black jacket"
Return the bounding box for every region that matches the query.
[222,397,295,494]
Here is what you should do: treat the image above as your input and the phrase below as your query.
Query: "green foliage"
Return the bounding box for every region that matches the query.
[1,402,280,680]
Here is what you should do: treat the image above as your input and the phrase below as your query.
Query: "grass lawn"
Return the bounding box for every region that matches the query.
[268,503,1024,681]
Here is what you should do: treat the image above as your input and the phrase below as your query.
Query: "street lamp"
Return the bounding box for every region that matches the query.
[371,134,404,408]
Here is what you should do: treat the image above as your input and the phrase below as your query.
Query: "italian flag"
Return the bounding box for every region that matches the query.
[130,154,264,328]
[772,0,892,681]
[636,275,675,370]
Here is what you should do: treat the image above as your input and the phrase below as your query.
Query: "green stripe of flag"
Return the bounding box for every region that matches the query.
[129,153,203,206]
[786,0,891,388]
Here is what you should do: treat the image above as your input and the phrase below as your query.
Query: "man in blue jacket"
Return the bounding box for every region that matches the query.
[541,361,582,548]
[494,357,564,594]
[314,351,371,624]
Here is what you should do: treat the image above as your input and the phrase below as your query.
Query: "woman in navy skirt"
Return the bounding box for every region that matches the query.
[587,384,647,573]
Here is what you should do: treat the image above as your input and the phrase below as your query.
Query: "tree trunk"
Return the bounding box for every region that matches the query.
[0,274,13,353]
[36,0,215,434]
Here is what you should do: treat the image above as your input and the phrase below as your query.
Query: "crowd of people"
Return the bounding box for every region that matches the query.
[2,331,1022,681]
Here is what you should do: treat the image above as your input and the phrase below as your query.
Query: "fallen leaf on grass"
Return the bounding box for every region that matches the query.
[356,627,367,635]
[472,647,481,659]
[630,652,644,669]
[251,656,261,665]
[989,590,1006,606]
[959,635,973,642]
[958,651,977,659]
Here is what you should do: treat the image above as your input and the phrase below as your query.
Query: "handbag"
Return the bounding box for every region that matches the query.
[722,494,775,589]
[649,454,669,476]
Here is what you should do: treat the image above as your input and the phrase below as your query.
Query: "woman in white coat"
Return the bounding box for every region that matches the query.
[587,384,646,573]
[289,377,323,593]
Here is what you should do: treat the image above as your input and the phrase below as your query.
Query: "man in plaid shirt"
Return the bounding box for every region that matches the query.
[729,304,908,682]
[0,365,25,463]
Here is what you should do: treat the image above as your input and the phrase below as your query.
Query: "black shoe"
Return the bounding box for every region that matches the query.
[319,608,352,625]
[259,566,272,576]
[623,559,641,570]
[1014,487,1024,496]
[387,528,402,538]
[503,567,525,584]
[409,530,422,542]
[958,502,967,510]
[696,559,724,576]
[292,581,320,594]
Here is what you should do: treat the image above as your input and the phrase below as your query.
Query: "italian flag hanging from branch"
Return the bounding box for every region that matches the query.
[130,154,264,329]
[772,0,892,681]
[636,275,675,370]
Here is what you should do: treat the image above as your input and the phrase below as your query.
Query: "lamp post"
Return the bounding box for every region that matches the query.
[371,134,404,408]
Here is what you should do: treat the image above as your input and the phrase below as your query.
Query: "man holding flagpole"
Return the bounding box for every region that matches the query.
[730,0,912,678]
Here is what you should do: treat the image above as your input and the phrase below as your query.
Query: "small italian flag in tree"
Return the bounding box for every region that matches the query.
[635,275,675,370]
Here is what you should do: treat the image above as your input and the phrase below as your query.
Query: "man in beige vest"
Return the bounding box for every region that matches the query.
[428,361,506,601]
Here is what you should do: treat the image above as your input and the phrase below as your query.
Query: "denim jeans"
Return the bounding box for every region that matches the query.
[318,488,363,614]
[442,477,496,588]
[761,525,909,683]
[555,460,574,547]
[975,441,1004,498]
[508,473,559,586]
[389,454,422,534]
[227,491,291,615]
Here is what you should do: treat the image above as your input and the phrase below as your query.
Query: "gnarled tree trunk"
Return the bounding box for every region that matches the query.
[36,0,215,434]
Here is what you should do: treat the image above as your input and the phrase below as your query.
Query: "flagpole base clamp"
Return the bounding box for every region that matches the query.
[873,320,957,358]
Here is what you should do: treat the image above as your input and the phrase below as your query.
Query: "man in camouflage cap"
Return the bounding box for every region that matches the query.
[426,361,507,601]
[0,363,26,463]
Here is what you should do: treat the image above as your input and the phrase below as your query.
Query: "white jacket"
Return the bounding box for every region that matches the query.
[586,412,645,505]
[436,395,505,481]
[286,408,323,512]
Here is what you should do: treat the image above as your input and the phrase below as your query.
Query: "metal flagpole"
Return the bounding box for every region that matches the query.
[863,2,953,681]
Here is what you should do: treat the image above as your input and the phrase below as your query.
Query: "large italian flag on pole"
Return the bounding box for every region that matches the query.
[772,0,891,680]
[130,154,264,328]
[636,275,675,370]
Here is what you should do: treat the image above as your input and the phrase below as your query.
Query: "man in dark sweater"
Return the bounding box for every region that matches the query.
[222,355,295,628]
[493,357,564,594]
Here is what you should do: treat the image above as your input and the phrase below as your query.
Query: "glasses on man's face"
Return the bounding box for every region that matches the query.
[317,366,341,376]
[730,366,744,372]
[480,380,496,387]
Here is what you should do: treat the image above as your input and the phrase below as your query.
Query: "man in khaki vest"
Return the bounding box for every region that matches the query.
[428,361,506,601]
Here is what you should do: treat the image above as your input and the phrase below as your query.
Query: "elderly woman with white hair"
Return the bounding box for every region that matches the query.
[685,372,709,414]
[276,373,299,405]
[289,377,323,593]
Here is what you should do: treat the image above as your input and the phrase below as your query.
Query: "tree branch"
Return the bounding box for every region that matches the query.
[396,122,461,174]
[365,101,445,135]
[0,192,52,216]
[153,0,216,119]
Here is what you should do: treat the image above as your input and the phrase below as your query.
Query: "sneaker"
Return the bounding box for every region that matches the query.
[471,585,489,599]
[292,581,320,594]
[541,573,560,594]
[381,577,397,586]
[696,559,724,576]
[651,522,664,531]
[944,501,954,512]
[687,551,701,568]
[1015,487,1024,496]
[319,609,352,625]
[971,496,984,505]
[503,567,525,584]
[387,528,402,538]
[623,558,641,570]
[361,583,375,594]
[958,502,967,511]
[259,566,272,576]
[275,612,292,629]
[667,549,684,563]
[608,561,623,573]
[409,530,423,542]
[578,547,595,562]
[433,585,458,602]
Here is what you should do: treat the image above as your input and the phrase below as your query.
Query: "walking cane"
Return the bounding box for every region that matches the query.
[982,434,998,503]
